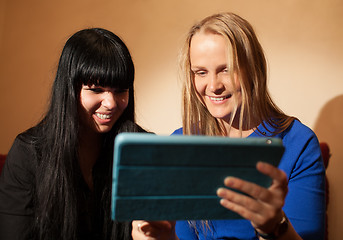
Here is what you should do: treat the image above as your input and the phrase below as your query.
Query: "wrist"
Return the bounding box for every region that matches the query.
[254,212,289,239]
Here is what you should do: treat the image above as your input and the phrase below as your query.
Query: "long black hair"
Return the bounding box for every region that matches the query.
[29,28,141,239]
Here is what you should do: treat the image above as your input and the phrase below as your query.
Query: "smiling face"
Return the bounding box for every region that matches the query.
[190,32,242,123]
[79,84,129,134]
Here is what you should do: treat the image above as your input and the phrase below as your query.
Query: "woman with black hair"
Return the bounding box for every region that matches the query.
[0,28,144,240]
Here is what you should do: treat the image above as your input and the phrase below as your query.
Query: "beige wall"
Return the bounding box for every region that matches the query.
[0,0,342,239]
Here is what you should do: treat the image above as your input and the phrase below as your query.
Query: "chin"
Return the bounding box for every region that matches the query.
[99,128,113,133]
[95,125,114,134]
[209,111,231,120]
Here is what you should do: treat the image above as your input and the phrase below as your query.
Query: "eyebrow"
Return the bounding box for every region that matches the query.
[216,64,228,71]
[191,64,228,71]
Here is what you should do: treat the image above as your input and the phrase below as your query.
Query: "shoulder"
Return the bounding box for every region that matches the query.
[282,119,319,148]
[171,127,183,135]
[0,129,38,238]
[2,128,39,182]
[12,127,39,160]
[0,129,38,217]
[279,119,324,178]
[285,119,316,137]
[133,123,149,133]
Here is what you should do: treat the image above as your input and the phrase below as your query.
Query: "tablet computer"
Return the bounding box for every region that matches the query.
[111,133,284,221]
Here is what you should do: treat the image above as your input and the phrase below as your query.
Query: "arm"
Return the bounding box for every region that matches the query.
[0,136,36,240]
[280,129,325,239]
[217,124,326,240]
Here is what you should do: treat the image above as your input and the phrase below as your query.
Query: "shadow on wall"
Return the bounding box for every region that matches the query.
[314,93,343,152]
[313,94,343,240]
[314,94,343,162]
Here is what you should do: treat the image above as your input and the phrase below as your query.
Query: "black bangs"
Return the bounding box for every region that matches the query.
[70,28,134,90]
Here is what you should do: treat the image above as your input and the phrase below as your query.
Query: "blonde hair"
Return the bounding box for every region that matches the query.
[180,12,294,136]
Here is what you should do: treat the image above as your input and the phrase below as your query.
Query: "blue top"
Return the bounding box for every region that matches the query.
[172,120,326,240]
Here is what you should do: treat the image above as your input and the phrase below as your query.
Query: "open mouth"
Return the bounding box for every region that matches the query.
[95,113,112,120]
[209,94,232,101]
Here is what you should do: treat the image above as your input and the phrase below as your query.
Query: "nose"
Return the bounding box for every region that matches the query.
[208,74,224,94]
[102,91,117,110]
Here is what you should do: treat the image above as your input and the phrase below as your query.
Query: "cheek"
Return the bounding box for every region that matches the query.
[80,95,97,113]
[79,91,90,112]
[193,79,207,106]
[117,93,129,111]
[194,78,206,95]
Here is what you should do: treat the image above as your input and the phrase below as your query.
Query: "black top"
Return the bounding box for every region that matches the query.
[0,130,132,240]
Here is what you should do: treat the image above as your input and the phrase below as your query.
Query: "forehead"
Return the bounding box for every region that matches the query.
[190,32,229,67]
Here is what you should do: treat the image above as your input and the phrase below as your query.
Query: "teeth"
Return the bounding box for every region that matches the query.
[209,95,231,101]
[210,97,225,101]
[95,113,112,119]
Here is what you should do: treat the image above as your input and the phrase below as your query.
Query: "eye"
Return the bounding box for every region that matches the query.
[218,67,229,76]
[83,84,105,93]
[113,88,129,94]
[89,88,104,93]
[192,69,207,77]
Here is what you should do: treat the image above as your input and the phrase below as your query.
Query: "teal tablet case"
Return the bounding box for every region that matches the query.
[111,133,284,221]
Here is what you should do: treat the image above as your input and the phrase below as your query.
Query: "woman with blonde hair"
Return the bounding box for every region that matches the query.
[132,12,325,240]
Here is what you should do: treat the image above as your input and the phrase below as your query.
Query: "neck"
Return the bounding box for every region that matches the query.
[222,122,254,138]
[220,114,258,138]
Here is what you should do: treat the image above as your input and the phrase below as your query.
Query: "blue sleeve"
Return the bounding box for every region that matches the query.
[0,136,35,240]
[176,221,198,240]
[279,121,326,240]
[171,127,183,135]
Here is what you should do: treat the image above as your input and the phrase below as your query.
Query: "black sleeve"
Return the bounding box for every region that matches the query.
[0,135,36,240]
